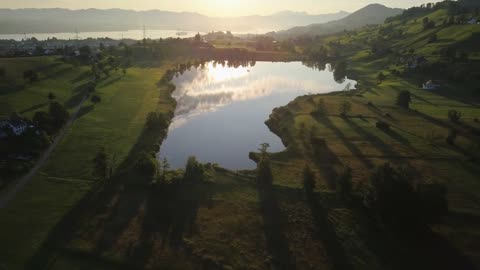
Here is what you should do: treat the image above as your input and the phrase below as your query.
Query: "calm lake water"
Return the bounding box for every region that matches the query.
[160,61,356,169]
[0,29,274,41]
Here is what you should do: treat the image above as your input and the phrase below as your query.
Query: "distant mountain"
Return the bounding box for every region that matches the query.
[275,4,403,38]
[0,8,350,34]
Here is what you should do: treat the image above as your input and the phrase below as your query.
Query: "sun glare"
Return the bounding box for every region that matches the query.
[210,0,243,15]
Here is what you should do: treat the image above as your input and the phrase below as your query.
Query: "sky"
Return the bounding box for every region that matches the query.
[1,0,440,16]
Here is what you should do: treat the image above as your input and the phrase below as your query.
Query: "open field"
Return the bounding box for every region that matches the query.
[0,60,176,269]
[0,57,90,118]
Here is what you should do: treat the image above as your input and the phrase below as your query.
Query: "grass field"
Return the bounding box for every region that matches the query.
[0,57,90,119]
[0,60,176,269]
[263,10,480,268]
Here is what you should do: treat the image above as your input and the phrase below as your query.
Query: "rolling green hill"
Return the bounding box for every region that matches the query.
[275,4,403,38]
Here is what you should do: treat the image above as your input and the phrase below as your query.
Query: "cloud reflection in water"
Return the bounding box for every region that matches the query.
[170,62,345,129]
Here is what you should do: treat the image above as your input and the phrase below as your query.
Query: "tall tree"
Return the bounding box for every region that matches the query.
[93,148,108,180]
[303,165,316,196]
[395,90,412,109]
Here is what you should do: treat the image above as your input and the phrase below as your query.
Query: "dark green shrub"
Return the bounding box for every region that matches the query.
[395,90,411,109]
[448,110,462,123]
[184,156,205,182]
[91,95,101,104]
[134,151,158,179]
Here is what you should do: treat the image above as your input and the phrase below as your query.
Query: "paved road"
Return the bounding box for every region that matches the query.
[0,94,89,209]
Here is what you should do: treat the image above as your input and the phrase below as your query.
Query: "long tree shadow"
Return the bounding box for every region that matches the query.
[306,193,353,270]
[342,117,404,160]
[128,181,213,268]
[413,110,479,142]
[310,137,342,190]
[391,85,437,106]
[315,115,374,170]
[386,222,477,270]
[27,79,175,269]
[0,81,26,95]
[76,105,94,119]
[257,183,296,270]
[65,91,87,109]
[93,185,147,253]
[71,70,93,84]
[19,102,48,114]
[382,127,416,152]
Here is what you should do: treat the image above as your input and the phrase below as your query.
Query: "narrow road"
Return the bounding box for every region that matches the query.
[0,93,89,209]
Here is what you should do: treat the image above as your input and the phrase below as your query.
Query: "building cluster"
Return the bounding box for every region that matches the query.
[0,118,35,139]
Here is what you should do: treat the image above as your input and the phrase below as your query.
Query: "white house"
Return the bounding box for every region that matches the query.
[0,119,29,138]
[468,18,477,25]
[422,80,440,90]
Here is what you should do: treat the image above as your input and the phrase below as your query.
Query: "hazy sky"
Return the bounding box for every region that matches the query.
[1,0,440,16]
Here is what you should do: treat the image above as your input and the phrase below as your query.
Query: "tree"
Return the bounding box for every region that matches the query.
[86,81,96,93]
[303,165,316,196]
[422,17,435,30]
[428,33,437,43]
[134,151,158,179]
[377,72,386,82]
[161,158,170,182]
[368,163,419,225]
[93,148,108,180]
[395,90,411,109]
[48,92,56,101]
[33,111,53,134]
[446,128,458,145]
[312,99,327,117]
[79,45,91,57]
[448,110,462,123]
[333,60,348,83]
[258,143,270,160]
[146,112,168,130]
[49,102,69,128]
[91,95,101,104]
[0,67,5,77]
[337,166,352,201]
[194,33,201,42]
[23,70,38,82]
[340,99,352,116]
[184,156,204,182]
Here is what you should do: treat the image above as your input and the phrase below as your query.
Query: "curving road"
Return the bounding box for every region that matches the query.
[0,93,89,209]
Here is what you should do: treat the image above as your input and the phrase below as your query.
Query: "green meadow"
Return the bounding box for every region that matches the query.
[0,59,176,269]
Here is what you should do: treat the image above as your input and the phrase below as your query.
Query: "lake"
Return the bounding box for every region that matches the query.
[0,29,274,41]
[159,61,356,170]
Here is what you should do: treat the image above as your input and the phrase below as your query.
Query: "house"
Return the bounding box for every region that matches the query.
[0,119,29,138]
[422,80,440,90]
[468,18,477,25]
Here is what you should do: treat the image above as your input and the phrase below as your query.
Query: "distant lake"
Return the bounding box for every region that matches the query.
[0,29,274,41]
[160,61,356,170]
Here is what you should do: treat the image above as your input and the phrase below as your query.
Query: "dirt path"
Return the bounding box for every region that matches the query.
[0,94,89,209]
